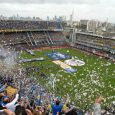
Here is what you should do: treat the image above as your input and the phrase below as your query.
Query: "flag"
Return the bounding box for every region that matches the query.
[35,95,41,106]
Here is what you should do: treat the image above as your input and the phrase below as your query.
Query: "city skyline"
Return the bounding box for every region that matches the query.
[0,0,115,23]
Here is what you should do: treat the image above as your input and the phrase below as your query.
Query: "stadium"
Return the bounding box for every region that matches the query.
[0,20,115,114]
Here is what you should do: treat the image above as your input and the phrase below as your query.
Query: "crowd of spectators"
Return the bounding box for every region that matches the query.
[0,31,66,49]
[0,20,62,31]
[49,32,65,42]
[0,76,14,87]
[0,89,115,115]
[74,43,115,62]
[0,73,115,115]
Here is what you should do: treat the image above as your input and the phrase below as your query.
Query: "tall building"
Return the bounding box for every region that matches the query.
[47,16,50,21]
[87,20,103,33]
[79,20,88,31]
[80,20,88,26]
[87,20,97,33]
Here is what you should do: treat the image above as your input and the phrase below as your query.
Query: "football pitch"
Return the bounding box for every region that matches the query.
[20,48,115,109]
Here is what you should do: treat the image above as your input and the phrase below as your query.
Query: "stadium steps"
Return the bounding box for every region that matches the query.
[43,31,51,45]
[35,36,48,46]
[46,31,54,45]
[27,32,34,46]
[29,31,38,46]
[22,35,31,46]
[44,31,54,46]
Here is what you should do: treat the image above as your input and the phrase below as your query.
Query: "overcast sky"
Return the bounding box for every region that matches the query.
[0,0,115,23]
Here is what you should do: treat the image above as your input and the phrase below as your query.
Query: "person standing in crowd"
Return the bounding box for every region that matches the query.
[93,96,104,115]
[47,95,70,115]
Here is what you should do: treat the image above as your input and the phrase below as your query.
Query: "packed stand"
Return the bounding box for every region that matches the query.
[49,32,65,42]
[0,90,115,115]
[0,74,115,115]
[0,31,66,49]
[0,20,63,31]
[0,76,14,89]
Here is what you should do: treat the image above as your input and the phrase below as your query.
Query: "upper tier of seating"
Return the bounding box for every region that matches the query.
[0,20,63,31]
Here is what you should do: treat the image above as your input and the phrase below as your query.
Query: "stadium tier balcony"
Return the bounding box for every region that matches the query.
[0,31,66,50]
[0,20,63,32]
[49,32,65,41]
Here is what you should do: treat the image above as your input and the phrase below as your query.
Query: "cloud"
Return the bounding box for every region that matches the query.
[0,0,115,23]
[0,0,100,4]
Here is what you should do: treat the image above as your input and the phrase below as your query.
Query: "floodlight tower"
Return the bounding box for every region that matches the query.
[70,9,74,27]
[105,17,108,31]
[69,9,76,47]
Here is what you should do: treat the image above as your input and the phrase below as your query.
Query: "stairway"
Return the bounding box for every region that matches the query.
[44,31,54,46]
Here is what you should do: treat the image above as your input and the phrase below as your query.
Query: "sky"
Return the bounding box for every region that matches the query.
[0,0,115,23]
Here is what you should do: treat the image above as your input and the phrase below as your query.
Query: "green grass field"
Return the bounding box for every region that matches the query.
[20,48,115,109]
